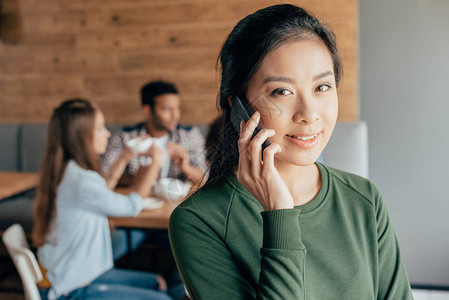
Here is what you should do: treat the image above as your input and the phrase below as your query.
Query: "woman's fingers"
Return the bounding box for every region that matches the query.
[237,113,258,173]
[237,111,278,178]
[249,129,275,175]
[234,113,292,210]
[262,143,282,173]
[122,147,134,161]
[238,111,260,151]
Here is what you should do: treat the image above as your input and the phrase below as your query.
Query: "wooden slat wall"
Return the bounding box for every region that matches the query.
[0,0,358,125]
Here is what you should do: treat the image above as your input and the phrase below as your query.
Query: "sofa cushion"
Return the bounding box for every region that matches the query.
[20,124,49,172]
[0,124,21,171]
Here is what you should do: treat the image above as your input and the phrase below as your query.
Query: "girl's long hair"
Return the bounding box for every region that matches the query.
[208,4,342,181]
[32,99,99,247]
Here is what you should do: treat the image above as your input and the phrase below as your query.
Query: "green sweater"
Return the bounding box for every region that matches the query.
[169,163,412,299]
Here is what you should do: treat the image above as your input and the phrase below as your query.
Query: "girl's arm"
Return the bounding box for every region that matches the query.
[103,147,133,189]
[131,144,163,198]
[77,145,164,217]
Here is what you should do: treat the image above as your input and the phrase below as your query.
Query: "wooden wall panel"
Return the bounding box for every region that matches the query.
[0,0,358,125]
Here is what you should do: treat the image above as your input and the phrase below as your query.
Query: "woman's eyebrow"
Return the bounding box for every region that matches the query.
[262,71,334,84]
[263,76,295,84]
[313,70,334,81]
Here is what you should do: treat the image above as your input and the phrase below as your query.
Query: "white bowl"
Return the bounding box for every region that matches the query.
[126,137,153,154]
[141,197,165,210]
[153,178,192,203]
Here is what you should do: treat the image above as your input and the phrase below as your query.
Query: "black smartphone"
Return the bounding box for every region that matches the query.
[230,96,271,150]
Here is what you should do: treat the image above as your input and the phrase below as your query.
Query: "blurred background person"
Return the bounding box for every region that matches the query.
[102,81,201,299]
[32,99,175,300]
[102,80,207,187]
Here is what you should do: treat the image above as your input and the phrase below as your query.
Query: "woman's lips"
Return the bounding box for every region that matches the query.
[284,132,321,148]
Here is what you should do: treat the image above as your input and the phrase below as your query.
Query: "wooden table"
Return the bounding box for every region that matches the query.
[109,187,177,230]
[0,171,39,200]
[110,200,177,230]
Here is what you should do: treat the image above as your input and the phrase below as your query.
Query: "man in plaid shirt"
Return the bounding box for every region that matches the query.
[102,81,207,187]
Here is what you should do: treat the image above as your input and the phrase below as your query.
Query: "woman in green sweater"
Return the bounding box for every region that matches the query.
[169,4,413,299]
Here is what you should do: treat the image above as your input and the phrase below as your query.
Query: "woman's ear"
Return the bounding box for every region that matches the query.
[227,97,233,108]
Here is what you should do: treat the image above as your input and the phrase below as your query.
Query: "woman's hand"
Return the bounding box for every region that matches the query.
[121,147,134,162]
[104,147,134,189]
[141,144,164,165]
[132,144,164,198]
[236,111,294,211]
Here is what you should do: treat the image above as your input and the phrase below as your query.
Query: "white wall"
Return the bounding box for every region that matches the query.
[360,0,449,286]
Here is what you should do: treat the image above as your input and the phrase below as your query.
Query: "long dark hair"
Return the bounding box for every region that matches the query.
[208,4,343,180]
[33,99,100,247]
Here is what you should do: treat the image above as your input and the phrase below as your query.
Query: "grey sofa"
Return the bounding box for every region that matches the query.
[0,124,47,233]
[0,121,368,233]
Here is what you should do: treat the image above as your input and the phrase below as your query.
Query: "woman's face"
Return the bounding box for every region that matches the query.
[92,110,111,155]
[246,38,338,167]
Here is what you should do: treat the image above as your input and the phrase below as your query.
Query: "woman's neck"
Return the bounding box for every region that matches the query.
[275,160,321,206]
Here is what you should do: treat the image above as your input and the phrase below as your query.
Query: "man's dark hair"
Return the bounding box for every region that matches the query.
[140,81,178,108]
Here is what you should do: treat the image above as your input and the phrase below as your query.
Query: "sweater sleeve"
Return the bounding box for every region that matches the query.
[258,209,306,299]
[169,207,306,300]
[76,172,143,217]
[374,186,413,299]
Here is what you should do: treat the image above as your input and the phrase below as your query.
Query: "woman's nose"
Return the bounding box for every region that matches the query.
[292,95,319,124]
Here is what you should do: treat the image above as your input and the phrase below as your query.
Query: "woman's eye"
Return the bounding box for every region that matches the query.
[270,88,292,96]
[316,84,331,92]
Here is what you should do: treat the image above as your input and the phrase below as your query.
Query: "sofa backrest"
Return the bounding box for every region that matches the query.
[0,124,21,171]
[21,124,49,173]
[19,124,124,173]
[322,121,369,178]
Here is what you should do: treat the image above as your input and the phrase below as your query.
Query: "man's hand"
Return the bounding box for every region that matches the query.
[167,142,205,186]
[167,142,190,172]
